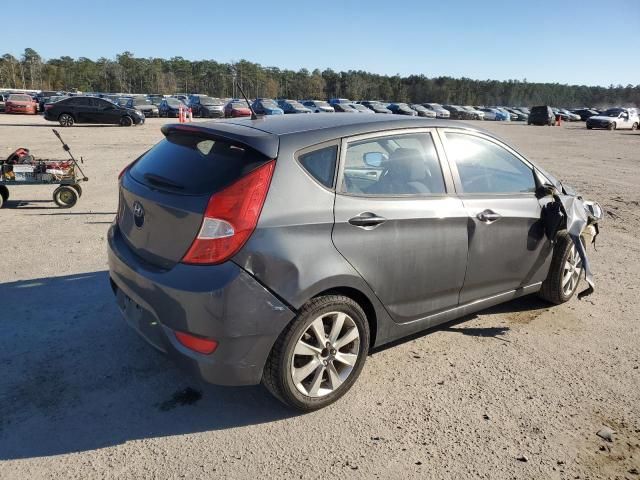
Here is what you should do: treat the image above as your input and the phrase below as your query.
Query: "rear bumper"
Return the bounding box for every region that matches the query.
[107,225,295,386]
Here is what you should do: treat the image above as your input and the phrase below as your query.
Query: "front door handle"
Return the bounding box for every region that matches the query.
[349,212,387,228]
[476,209,502,223]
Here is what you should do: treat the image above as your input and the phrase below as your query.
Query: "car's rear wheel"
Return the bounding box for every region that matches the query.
[539,231,583,304]
[70,184,82,197]
[120,116,133,127]
[58,113,74,127]
[632,122,638,131]
[608,122,616,130]
[262,295,370,411]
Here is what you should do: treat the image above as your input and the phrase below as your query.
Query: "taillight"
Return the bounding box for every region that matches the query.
[175,331,218,354]
[182,160,275,265]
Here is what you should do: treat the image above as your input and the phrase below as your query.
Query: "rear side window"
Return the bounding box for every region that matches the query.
[129,133,271,195]
[298,145,338,188]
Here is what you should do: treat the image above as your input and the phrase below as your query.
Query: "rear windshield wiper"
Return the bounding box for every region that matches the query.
[143,173,184,190]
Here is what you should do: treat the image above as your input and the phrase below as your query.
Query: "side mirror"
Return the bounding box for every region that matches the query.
[363,152,385,167]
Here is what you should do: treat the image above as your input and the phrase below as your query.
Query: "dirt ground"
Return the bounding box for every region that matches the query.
[0,114,638,480]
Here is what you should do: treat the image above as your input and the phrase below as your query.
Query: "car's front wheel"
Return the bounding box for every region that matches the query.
[262,295,370,411]
[632,122,638,131]
[120,116,133,127]
[539,231,583,304]
[58,113,74,127]
[608,122,616,130]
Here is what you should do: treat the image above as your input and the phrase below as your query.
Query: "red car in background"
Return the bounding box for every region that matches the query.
[224,100,252,118]
[5,94,38,114]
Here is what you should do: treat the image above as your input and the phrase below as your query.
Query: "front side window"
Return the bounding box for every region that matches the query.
[342,133,446,195]
[444,132,535,194]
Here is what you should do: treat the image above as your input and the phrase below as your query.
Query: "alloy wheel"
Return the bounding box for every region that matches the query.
[290,312,360,398]
[562,244,582,296]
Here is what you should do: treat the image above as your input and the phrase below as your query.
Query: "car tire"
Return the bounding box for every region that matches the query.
[58,113,74,127]
[262,294,370,411]
[608,122,616,130]
[120,116,133,127]
[587,125,593,129]
[539,231,583,305]
[53,186,79,208]
[632,122,638,131]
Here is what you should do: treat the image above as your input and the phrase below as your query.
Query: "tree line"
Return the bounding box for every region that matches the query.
[1,48,638,108]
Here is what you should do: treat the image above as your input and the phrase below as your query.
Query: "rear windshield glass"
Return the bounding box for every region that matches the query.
[129,133,271,195]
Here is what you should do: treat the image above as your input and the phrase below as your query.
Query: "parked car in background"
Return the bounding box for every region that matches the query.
[4,94,38,114]
[443,105,473,120]
[329,98,351,105]
[36,91,61,112]
[224,100,252,118]
[301,100,335,113]
[461,106,485,120]
[159,97,186,117]
[189,95,225,118]
[528,105,556,126]
[423,103,450,118]
[359,101,392,114]
[277,99,312,114]
[503,107,528,121]
[333,103,359,113]
[349,103,376,114]
[388,103,418,116]
[517,107,531,115]
[586,108,639,130]
[571,108,599,121]
[479,107,508,121]
[110,114,602,411]
[124,96,159,117]
[148,94,164,105]
[44,96,145,126]
[410,104,437,118]
[492,107,514,121]
[252,98,284,115]
[555,108,580,122]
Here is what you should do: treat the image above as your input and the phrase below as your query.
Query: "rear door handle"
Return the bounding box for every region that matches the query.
[476,209,502,223]
[349,212,387,228]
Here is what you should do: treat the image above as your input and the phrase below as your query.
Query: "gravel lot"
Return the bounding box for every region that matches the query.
[0,115,638,479]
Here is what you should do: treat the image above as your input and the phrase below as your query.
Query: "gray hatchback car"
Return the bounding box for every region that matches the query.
[108,114,599,410]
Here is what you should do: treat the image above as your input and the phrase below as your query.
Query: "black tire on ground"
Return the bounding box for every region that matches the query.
[53,186,79,208]
[58,113,74,127]
[587,125,593,129]
[539,231,583,305]
[120,116,133,127]
[608,122,616,130]
[632,123,638,131]
[0,185,9,206]
[70,184,82,197]
[262,294,370,411]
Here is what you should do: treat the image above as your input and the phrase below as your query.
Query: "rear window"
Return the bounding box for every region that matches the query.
[129,133,271,195]
[531,106,549,114]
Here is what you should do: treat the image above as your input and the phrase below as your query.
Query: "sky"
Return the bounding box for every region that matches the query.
[3,0,639,87]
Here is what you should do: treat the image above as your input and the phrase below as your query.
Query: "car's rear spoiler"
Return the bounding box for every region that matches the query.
[161,123,280,159]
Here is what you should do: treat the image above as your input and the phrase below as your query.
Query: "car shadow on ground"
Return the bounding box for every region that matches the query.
[0,271,296,460]
[371,294,549,354]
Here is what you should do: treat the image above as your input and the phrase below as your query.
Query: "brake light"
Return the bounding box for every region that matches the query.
[175,331,218,354]
[182,160,275,265]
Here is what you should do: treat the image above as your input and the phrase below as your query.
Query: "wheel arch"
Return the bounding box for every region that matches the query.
[309,285,378,349]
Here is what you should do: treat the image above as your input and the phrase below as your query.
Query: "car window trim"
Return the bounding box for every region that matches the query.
[335,127,454,198]
[294,139,342,191]
[437,127,538,198]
